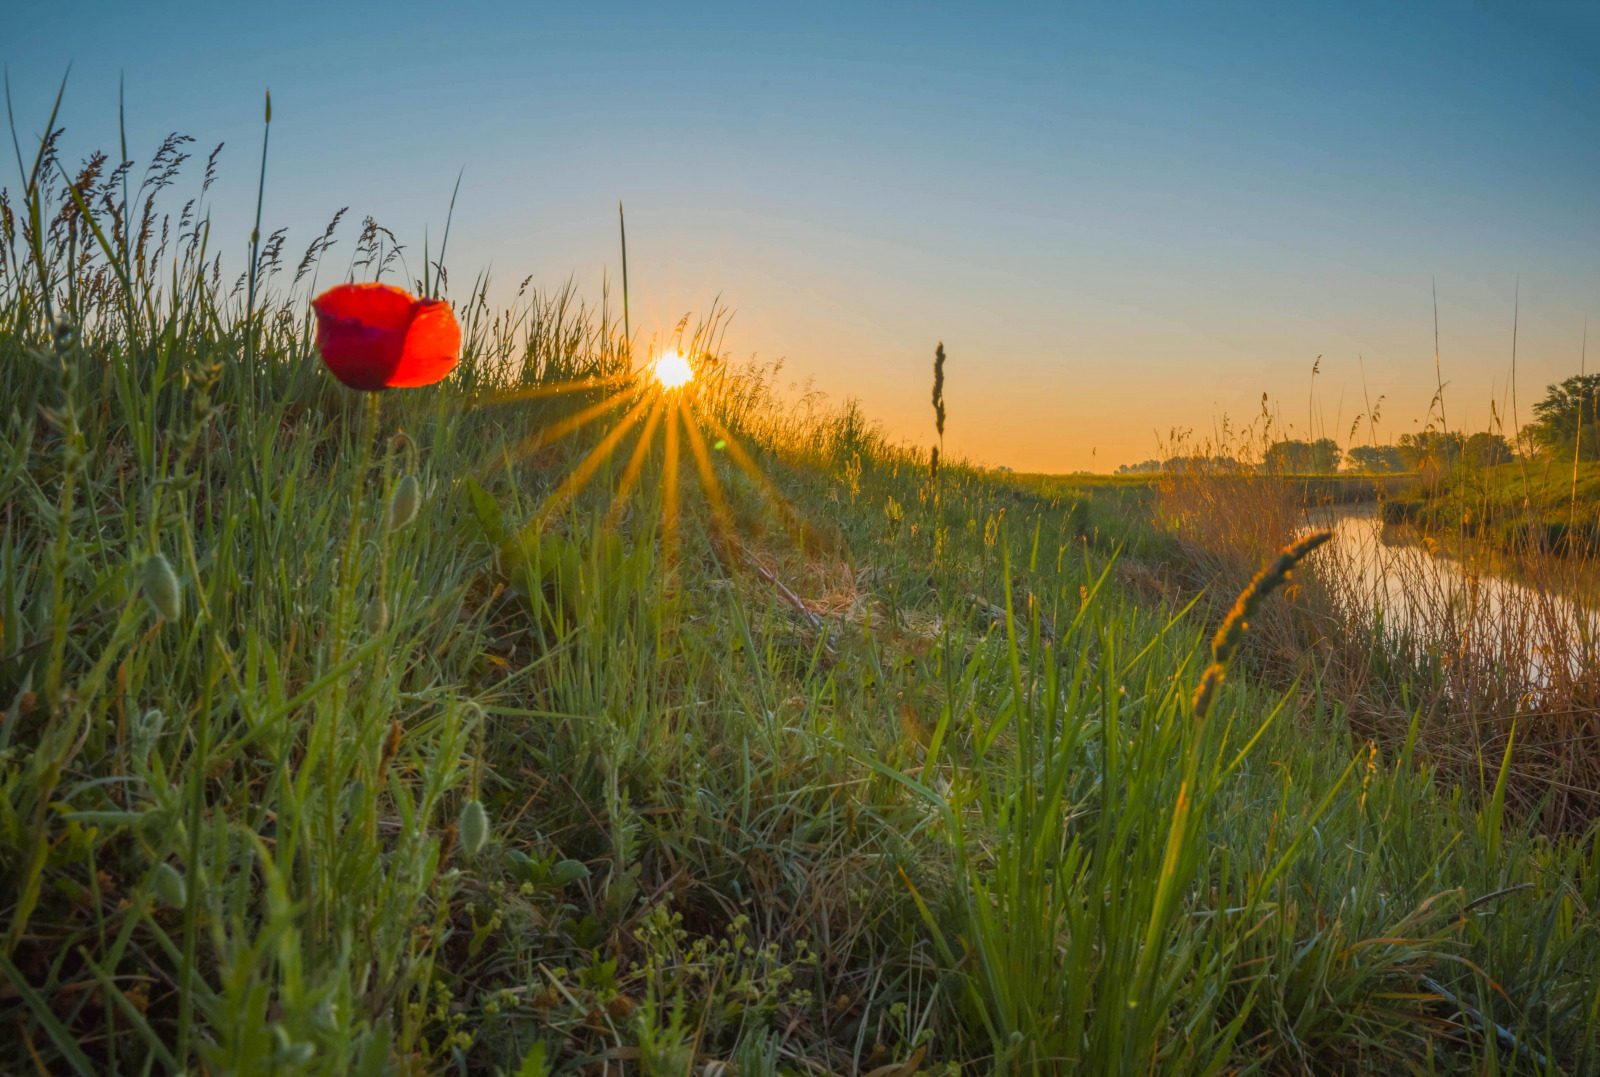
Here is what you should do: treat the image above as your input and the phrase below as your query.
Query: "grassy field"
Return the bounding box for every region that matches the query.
[3,117,1600,1076]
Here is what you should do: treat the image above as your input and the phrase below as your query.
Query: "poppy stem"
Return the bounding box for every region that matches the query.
[325,390,381,919]
[373,431,400,632]
[335,392,382,657]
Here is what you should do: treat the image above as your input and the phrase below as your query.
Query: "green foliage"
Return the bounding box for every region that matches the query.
[464,476,651,635]
[1529,372,1600,457]
[1345,443,1406,473]
[1397,430,1513,471]
[511,1041,548,1077]
[1263,436,1342,473]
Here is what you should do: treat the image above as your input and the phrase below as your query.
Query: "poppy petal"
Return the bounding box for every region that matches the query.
[312,283,415,391]
[388,298,461,388]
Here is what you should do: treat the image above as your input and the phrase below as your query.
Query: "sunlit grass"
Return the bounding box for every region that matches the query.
[2,91,1598,1077]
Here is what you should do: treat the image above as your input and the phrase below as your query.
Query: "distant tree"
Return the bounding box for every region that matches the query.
[1463,431,1512,467]
[1393,430,1510,472]
[1262,440,1307,473]
[1159,454,1244,474]
[1345,445,1406,473]
[1528,374,1600,459]
[1115,459,1163,475]
[1309,438,1341,473]
[1263,438,1341,473]
[1397,431,1462,471]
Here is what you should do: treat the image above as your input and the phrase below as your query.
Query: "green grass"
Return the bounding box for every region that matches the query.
[1389,459,1600,553]
[2,107,1599,1076]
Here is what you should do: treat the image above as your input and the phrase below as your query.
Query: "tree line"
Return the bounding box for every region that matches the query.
[1113,373,1600,475]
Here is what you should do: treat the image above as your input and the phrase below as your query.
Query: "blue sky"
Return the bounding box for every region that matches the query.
[4,1,1597,470]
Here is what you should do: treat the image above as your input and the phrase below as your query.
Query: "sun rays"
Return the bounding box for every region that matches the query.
[474,345,800,588]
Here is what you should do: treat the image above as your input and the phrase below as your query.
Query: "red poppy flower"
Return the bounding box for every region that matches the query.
[312,282,461,391]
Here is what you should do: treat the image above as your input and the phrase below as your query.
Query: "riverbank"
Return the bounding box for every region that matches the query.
[1011,469,1400,505]
[1385,458,1600,554]
[1103,464,1600,833]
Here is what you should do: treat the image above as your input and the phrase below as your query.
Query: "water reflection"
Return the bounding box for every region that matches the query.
[1307,504,1600,685]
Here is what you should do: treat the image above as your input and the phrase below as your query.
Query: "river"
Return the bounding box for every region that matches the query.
[1307,504,1600,685]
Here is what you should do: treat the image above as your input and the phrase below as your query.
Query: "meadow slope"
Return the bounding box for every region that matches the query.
[2,127,1598,1076]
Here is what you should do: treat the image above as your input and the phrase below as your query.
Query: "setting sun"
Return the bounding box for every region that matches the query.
[653,349,694,390]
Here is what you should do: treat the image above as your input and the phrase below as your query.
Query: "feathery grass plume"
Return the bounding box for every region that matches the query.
[142,552,182,621]
[1191,530,1331,721]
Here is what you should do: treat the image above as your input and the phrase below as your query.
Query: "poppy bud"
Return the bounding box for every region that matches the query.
[364,596,388,635]
[389,474,422,531]
[152,862,187,908]
[142,553,182,622]
[458,799,489,859]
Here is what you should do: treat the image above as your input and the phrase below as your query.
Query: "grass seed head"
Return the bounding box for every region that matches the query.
[1192,530,1331,721]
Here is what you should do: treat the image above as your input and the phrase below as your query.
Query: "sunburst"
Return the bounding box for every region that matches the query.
[476,333,810,600]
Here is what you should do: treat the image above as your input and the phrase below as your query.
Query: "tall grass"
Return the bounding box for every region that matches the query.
[2,103,1598,1076]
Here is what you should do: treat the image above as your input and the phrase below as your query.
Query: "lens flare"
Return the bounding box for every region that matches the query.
[654,350,694,390]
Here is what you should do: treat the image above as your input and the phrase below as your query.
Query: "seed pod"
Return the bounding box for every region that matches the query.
[152,862,187,908]
[364,596,388,635]
[458,799,489,858]
[388,474,422,531]
[142,553,182,622]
